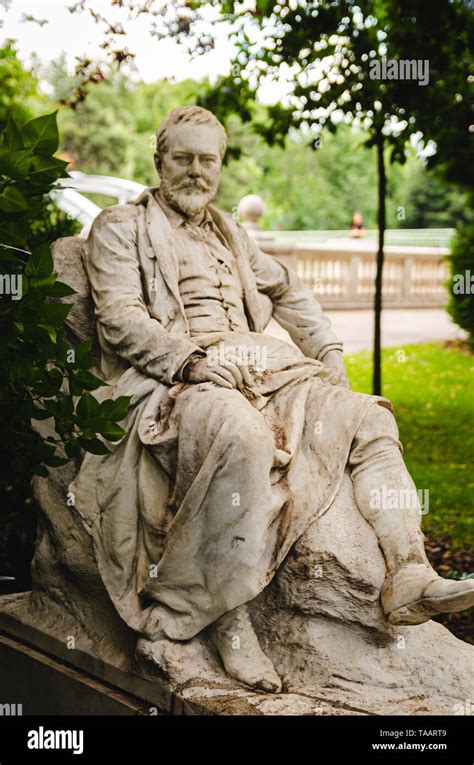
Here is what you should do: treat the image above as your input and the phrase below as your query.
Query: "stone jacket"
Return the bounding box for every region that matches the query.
[83,185,343,386]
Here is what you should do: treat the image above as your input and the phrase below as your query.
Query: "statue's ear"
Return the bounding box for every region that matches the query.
[154,152,161,175]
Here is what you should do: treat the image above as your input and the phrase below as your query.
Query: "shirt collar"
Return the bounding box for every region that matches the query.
[154,187,214,230]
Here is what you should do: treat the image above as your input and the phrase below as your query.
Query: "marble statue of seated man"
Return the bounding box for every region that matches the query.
[70,105,474,694]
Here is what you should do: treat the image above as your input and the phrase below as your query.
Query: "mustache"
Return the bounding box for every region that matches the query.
[177,181,209,191]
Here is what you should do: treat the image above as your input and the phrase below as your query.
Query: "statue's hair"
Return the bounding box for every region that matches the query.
[155,105,227,160]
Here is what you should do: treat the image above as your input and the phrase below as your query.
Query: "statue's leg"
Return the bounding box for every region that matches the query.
[348,403,474,624]
[139,385,283,691]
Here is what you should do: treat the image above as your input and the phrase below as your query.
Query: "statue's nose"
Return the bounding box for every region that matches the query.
[187,156,201,176]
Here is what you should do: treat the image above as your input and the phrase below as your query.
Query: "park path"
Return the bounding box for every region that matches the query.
[265,309,466,355]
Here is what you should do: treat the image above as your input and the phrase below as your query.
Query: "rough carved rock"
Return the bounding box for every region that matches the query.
[249,473,473,715]
[0,464,472,716]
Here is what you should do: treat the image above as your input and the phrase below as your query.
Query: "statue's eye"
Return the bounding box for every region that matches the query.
[173,155,192,165]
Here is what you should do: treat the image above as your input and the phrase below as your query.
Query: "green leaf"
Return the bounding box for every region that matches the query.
[72,368,105,390]
[21,111,59,154]
[76,391,100,422]
[78,436,110,455]
[44,454,68,468]
[25,243,54,277]
[42,280,76,298]
[0,222,28,249]
[0,187,29,213]
[32,406,53,421]
[0,150,32,181]
[65,440,81,459]
[56,396,74,417]
[99,423,126,441]
[4,115,23,151]
[100,396,130,422]
[69,377,83,397]
[28,154,68,179]
[39,301,72,324]
[30,273,56,288]
[38,323,57,343]
[74,339,92,365]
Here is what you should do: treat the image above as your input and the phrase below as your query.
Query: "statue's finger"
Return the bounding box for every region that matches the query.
[219,359,243,387]
[221,354,253,387]
[209,365,237,387]
[206,371,234,389]
[237,362,254,387]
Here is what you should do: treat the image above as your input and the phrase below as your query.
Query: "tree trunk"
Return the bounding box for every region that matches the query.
[373,131,386,395]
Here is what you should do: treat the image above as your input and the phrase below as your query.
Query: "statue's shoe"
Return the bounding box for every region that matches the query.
[135,632,217,690]
[135,634,173,683]
[207,604,282,693]
[382,564,474,625]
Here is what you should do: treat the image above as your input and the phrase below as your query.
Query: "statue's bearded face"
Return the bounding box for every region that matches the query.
[156,123,223,217]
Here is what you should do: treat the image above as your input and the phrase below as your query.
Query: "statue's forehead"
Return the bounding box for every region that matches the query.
[166,123,221,156]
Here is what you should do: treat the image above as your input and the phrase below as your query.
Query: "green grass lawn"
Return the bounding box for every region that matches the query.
[345,342,473,552]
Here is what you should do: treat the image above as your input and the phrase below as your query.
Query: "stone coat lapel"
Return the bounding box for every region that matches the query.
[133,187,186,323]
[208,204,265,333]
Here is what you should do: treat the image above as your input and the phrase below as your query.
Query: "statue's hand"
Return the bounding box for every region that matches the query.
[335,372,351,390]
[184,356,253,389]
[320,350,351,390]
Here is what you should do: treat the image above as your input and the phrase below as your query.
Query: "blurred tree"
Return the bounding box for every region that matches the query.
[0,40,45,129]
[372,1,473,346]
[447,205,474,349]
[399,162,467,230]
[38,57,463,233]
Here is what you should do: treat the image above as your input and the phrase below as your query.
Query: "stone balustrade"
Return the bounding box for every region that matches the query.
[238,194,451,310]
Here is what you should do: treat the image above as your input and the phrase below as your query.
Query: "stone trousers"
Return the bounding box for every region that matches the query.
[141,382,421,641]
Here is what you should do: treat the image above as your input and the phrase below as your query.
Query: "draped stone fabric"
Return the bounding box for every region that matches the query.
[69,187,391,639]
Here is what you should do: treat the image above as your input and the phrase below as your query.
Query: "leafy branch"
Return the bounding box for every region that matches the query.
[0,110,130,490]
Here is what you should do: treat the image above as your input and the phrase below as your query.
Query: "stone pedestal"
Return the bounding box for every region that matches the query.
[0,633,154,716]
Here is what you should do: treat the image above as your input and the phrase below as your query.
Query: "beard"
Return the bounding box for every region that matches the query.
[160,175,217,217]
